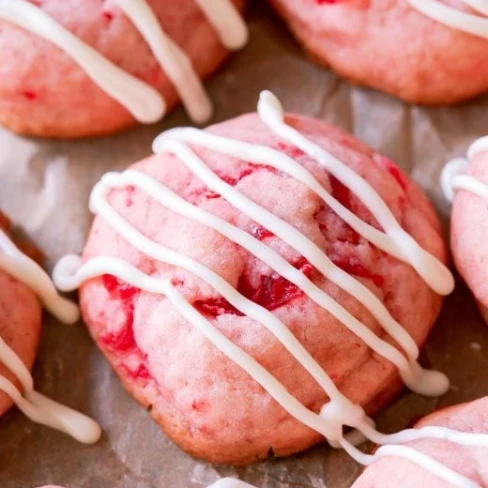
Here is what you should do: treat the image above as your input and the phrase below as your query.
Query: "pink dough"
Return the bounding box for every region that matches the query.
[0,212,42,417]
[352,397,488,487]
[0,0,245,138]
[79,111,448,464]
[268,0,488,105]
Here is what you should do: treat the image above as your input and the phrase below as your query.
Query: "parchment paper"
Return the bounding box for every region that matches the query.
[1,3,488,487]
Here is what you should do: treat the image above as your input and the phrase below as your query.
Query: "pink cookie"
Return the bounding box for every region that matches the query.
[0,0,246,138]
[351,397,488,488]
[77,108,448,464]
[267,0,488,105]
[450,148,488,324]
[0,212,42,417]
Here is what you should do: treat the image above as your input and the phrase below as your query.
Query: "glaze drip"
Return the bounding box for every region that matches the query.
[441,136,488,203]
[207,479,258,488]
[0,226,101,444]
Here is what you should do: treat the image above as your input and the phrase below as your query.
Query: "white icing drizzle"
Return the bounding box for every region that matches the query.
[55,255,367,441]
[193,0,249,50]
[54,92,488,486]
[407,0,488,39]
[0,227,101,444]
[253,92,454,297]
[0,0,247,124]
[353,443,485,488]
[207,479,258,488]
[112,0,212,124]
[441,136,488,203]
[209,427,488,488]
[0,229,79,324]
[115,145,445,395]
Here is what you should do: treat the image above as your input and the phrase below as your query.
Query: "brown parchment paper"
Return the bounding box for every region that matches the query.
[1,3,488,487]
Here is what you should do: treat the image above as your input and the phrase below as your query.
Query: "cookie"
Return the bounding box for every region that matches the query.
[54,91,453,464]
[268,0,488,105]
[0,0,247,138]
[441,136,488,325]
[0,212,43,417]
[352,397,488,487]
[0,211,100,443]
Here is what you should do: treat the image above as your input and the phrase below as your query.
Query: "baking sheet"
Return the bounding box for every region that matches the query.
[1,2,488,487]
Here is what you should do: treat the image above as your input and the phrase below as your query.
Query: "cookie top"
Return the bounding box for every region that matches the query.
[55,91,453,463]
[268,0,488,104]
[0,0,247,137]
